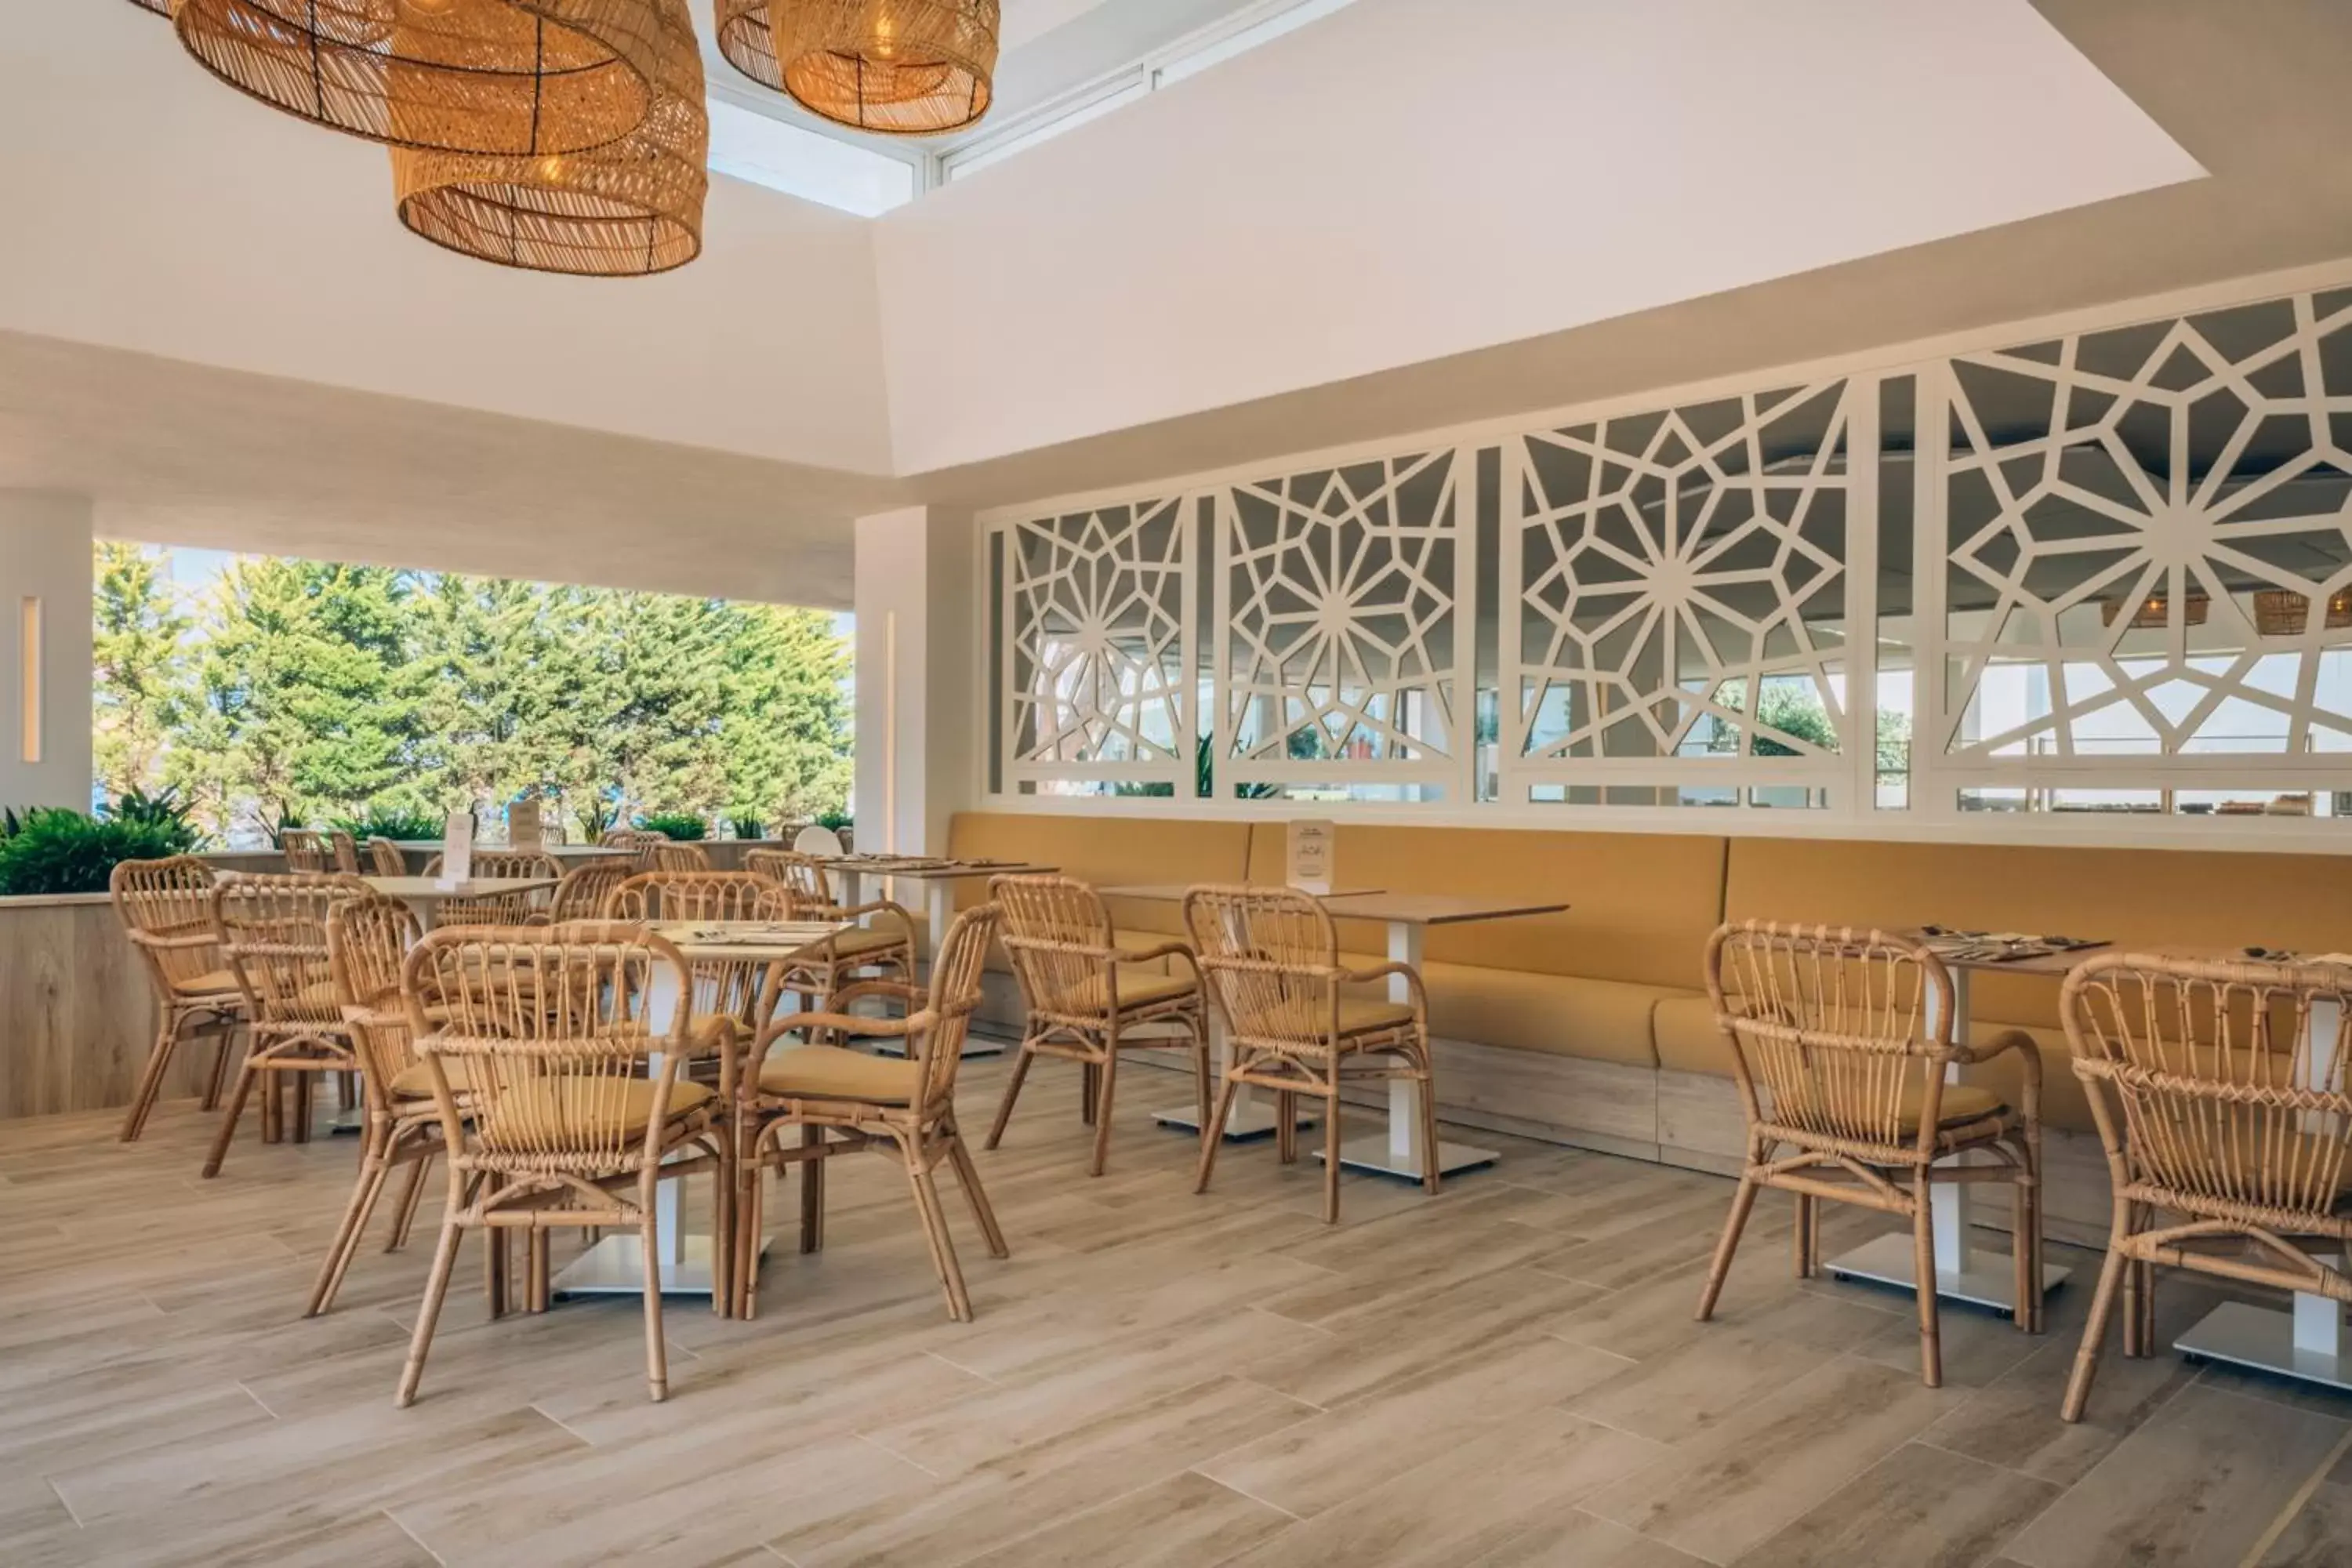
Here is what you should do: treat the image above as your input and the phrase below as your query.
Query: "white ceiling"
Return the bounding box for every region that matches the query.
[2,0,2347,609]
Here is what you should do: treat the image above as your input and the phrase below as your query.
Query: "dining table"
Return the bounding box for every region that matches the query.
[1313,891,1570,1181]
[551,917,851,1300]
[359,873,560,926]
[812,855,1058,971]
[1098,884,1569,1182]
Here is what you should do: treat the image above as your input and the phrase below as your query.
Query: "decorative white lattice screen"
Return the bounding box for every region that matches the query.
[984,273,2352,831]
[1933,289,2352,779]
[1215,450,1470,790]
[1000,499,1196,789]
[1502,381,1859,797]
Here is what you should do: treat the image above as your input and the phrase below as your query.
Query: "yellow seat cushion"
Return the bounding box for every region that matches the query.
[477,1078,713,1145]
[822,927,910,960]
[757,1045,920,1105]
[390,1060,478,1098]
[1232,996,1414,1040]
[1044,967,1197,1015]
[176,967,241,996]
[1897,1082,2005,1132]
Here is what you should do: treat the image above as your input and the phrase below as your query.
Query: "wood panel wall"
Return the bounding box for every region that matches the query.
[0,896,210,1120]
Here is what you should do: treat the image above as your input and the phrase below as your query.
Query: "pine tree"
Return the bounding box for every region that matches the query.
[721,604,854,825]
[91,540,190,800]
[167,557,313,840]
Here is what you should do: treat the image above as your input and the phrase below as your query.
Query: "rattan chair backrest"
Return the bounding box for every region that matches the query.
[2063,951,2352,1217]
[743,848,840,917]
[402,920,695,1174]
[111,855,224,993]
[1704,920,1958,1150]
[1182,884,1343,1051]
[994,874,1118,1018]
[327,895,423,1099]
[214,874,368,1029]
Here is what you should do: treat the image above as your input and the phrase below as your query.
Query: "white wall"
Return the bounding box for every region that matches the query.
[873,0,2204,474]
[0,493,93,811]
[0,5,895,476]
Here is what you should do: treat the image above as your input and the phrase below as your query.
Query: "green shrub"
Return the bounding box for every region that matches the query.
[0,809,200,896]
[637,811,708,841]
[814,809,852,833]
[105,786,205,851]
[728,814,764,840]
[332,808,446,843]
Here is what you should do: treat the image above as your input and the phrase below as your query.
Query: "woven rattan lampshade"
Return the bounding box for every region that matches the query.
[726,0,998,136]
[125,0,170,15]
[172,0,687,155]
[391,13,707,277]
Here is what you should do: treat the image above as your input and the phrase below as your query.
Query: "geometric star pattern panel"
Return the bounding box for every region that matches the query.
[1004,498,1193,785]
[1940,289,2352,767]
[1218,451,1465,783]
[1508,381,1854,777]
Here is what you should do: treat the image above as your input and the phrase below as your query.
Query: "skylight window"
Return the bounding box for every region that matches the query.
[705,98,919,216]
[942,0,1360,183]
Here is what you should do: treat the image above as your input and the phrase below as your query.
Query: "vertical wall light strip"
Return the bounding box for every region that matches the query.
[883,611,898,854]
[18,597,41,764]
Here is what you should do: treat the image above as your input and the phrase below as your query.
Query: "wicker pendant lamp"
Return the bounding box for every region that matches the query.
[390,5,708,276]
[172,0,687,156]
[717,0,998,136]
[124,0,170,14]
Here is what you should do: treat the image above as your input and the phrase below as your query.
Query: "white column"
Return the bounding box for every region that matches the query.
[0,492,93,811]
[851,506,975,862]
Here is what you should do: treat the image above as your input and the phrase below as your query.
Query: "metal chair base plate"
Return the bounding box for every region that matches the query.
[552,1233,768,1298]
[1826,1231,2071,1312]
[2176,1300,2352,1393]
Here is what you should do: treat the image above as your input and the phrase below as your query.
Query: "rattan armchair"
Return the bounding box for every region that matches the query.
[308,895,430,1316]
[1694,920,2044,1387]
[600,828,668,871]
[419,849,557,924]
[743,847,916,1010]
[364,837,409,876]
[2059,952,2352,1421]
[648,841,713,873]
[395,922,735,1406]
[280,828,336,872]
[732,906,1007,1322]
[546,857,633,922]
[1183,885,1439,1225]
[111,856,248,1142]
[986,874,1210,1176]
[609,872,795,1069]
[203,874,371,1177]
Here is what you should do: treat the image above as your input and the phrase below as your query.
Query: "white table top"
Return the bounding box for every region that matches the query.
[651,920,852,962]
[817,857,1057,881]
[361,875,559,901]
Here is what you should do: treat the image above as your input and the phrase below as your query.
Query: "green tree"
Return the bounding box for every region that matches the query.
[91,540,190,799]
[167,557,312,840]
[567,589,731,822]
[720,605,853,824]
[167,559,425,835]
[408,574,579,814]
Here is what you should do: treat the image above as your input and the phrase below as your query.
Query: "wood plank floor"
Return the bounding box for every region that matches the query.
[2,1047,2348,1567]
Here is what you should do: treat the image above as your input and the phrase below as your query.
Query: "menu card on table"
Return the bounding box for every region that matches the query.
[1288,819,1334,896]
[437,811,474,889]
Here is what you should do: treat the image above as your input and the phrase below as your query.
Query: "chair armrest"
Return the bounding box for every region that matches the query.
[1958,1025,2043,1117]
[1338,961,1428,1018]
[1123,940,1200,975]
[129,930,219,952]
[826,979,923,1011]
[764,1009,933,1053]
